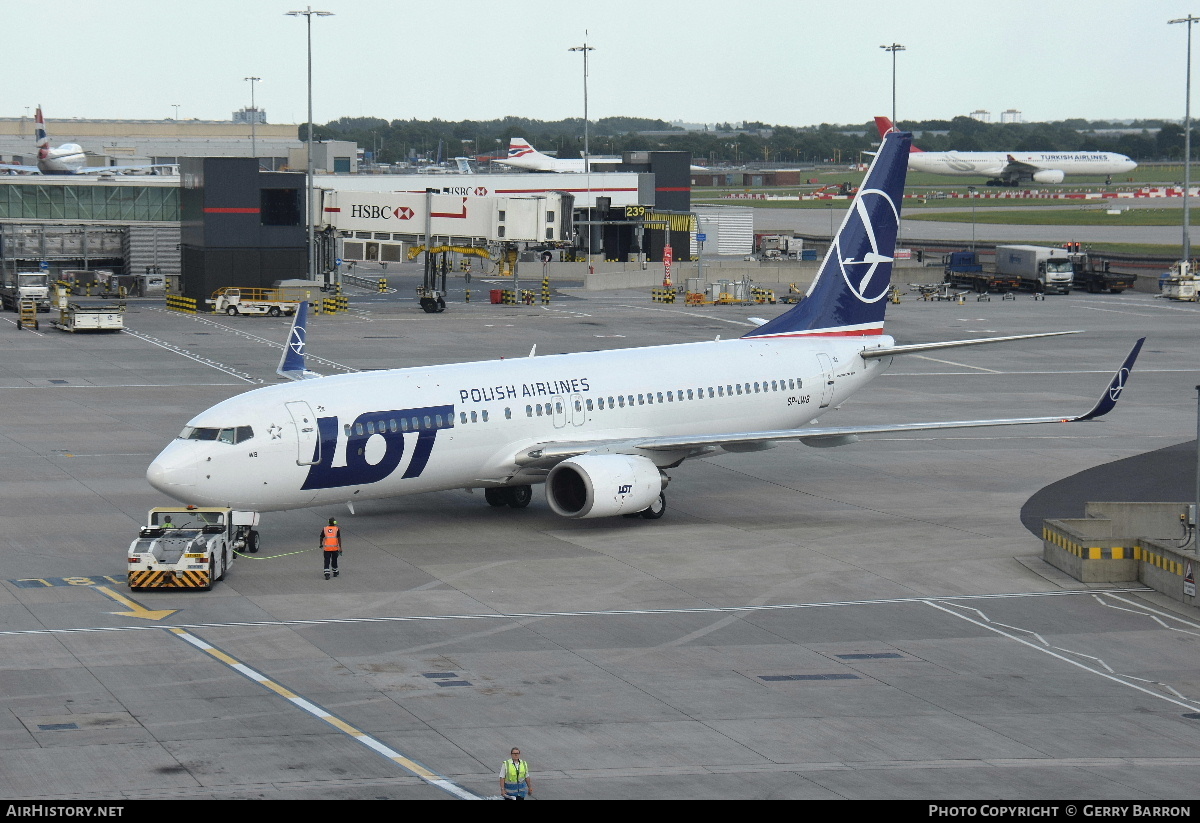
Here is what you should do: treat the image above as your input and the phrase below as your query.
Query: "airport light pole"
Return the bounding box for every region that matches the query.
[244,76,261,164]
[172,104,180,120]
[570,37,595,266]
[1170,15,1198,263]
[288,6,333,284]
[880,43,905,128]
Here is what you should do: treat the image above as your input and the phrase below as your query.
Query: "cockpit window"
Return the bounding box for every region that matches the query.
[178,425,254,444]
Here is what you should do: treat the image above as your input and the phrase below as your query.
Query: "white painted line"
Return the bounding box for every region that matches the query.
[910,354,1000,373]
[925,600,1200,713]
[167,627,479,799]
[0,587,1154,638]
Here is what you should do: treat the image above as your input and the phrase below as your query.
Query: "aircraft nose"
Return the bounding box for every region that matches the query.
[146,445,198,492]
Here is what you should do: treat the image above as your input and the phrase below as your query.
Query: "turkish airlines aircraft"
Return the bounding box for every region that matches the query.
[493,138,621,173]
[874,116,1137,186]
[147,131,1143,534]
[2,106,174,175]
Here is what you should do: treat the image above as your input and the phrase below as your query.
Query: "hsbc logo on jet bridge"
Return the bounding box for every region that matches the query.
[349,204,415,220]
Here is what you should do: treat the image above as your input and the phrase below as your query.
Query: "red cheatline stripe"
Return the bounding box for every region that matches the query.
[656,187,691,192]
[748,328,884,339]
[324,207,341,212]
[204,207,260,214]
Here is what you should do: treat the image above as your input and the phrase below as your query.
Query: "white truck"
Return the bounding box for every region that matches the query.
[994,245,1074,294]
[1,271,52,312]
[127,506,260,591]
[207,287,304,317]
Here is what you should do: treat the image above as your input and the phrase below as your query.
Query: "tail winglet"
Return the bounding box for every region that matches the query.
[276,301,322,381]
[1073,337,1145,421]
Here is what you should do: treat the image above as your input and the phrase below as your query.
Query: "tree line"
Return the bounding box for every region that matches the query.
[311,115,1190,166]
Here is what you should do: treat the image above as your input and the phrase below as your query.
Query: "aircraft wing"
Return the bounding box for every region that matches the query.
[1003,154,1045,175]
[515,338,1144,465]
[0,163,42,174]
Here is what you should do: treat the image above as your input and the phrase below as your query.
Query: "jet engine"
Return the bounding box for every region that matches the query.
[1031,169,1065,184]
[545,454,665,518]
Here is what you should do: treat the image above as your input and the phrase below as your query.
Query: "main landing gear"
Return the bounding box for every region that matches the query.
[485,485,532,508]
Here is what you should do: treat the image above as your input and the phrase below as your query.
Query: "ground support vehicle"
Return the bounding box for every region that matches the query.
[1066,252,1135,294]
[127,506,260,591]
[1,271,51,312]
[207,287,302,317]
[941,250,1021,294]
[994,245,1074,294]
[1160,261,1200,302]
[49,285,123,332]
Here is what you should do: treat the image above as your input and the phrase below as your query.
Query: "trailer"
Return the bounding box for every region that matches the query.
[127,506,260,591]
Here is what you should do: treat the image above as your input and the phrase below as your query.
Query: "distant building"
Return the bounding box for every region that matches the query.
[970,109,992,123]
[233,107,267,125]
[1000,109,1022,124]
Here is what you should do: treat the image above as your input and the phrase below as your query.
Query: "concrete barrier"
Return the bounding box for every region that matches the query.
[1042,502,1199,605]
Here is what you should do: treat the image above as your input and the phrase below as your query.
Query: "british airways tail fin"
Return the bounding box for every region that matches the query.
[743,129,910,339]
[276,301,322,381]
[35,105,50,160]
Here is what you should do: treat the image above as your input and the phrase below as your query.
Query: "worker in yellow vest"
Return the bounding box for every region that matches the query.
[500,748,533,799]
[320,517,342,580]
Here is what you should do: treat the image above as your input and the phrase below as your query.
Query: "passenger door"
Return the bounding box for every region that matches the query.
[285,400,321,466]
[816,353,835,408]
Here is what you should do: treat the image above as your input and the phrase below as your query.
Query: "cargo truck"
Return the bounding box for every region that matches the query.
[994,245,1074,294]
[1,271,51,311]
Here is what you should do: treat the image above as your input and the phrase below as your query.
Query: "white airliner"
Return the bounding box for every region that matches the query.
[874,116,1137,186]
[2,106,174,175]
[493,137,622,173]
[147,131,1143,535]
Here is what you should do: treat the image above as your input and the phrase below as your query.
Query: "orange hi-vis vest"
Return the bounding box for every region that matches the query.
[322,525,341,551]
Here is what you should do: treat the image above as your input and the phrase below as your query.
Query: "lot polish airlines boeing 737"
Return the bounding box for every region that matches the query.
[146,131,1143,534]
[874,116,1136,186]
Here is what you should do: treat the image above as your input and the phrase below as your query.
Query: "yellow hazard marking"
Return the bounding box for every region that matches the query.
[94,586,178,621]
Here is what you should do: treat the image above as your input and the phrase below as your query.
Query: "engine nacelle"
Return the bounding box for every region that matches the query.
[1031,169,1065,184]
[545,454,664,519]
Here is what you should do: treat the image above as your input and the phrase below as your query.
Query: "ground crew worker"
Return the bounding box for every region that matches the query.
[320,517,341,579]
[500,748,532,799]
[161,515,174,529]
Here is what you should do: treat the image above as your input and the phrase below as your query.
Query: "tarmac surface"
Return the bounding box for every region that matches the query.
[1,269,1199,800]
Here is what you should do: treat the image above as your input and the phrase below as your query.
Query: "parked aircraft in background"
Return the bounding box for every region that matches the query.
[146,130,1143,538]
[1,106,175,175]
[874,116,1136,186]
[494,138,621,173]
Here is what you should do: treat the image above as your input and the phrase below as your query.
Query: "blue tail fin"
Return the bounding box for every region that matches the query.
[276,301,322,381]
[743,130,911,339]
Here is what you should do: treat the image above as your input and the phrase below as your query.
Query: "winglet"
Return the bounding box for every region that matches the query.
[276,301,322,381]
[1073,337,1144,421]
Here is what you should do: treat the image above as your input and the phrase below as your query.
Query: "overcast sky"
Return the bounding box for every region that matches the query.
[7,1,1195,127]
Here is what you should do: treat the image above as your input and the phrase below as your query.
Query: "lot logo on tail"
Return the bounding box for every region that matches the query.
[837,189,899,304]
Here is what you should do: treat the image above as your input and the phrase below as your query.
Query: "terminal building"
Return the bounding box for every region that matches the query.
[0,115,699,297]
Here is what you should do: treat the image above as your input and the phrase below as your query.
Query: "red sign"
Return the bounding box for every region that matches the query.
[663,244,673,287]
